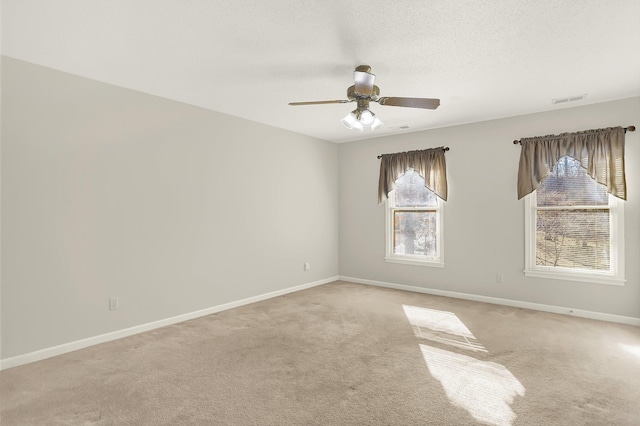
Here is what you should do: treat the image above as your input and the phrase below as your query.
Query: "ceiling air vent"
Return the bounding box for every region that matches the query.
[552,94,587,105]
[387,125,411,131]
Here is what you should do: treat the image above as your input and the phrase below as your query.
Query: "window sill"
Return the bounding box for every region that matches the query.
[385,256,444,268]
[524,268,625,286]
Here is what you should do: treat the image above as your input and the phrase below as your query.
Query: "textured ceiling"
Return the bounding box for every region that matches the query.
[2,0,640,143]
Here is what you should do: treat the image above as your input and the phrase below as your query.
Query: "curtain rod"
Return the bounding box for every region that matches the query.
[377,147,449,159]
[512,125,635,145]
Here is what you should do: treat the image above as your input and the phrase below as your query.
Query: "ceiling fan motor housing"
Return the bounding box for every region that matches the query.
[347,85,380,111]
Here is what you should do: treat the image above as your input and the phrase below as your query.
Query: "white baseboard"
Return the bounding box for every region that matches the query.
[0,276,339,371]
[339,276,640,327]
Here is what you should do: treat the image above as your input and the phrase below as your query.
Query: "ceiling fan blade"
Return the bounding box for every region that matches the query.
[377,97,440,109]
[354,68,375,96]
[288,100,351,106]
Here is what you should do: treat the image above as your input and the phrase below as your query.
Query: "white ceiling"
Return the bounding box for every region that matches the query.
[2,0,640,143]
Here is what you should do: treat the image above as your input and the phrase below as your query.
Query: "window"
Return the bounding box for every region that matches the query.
[524,156,625,285]
[386,168,444,267]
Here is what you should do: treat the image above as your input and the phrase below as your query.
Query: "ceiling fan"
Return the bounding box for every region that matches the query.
[288,65,440,132]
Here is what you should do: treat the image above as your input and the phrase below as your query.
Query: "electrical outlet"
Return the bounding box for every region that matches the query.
[109,297,119,311]
[496,273,504,283]
[304,262,311,271]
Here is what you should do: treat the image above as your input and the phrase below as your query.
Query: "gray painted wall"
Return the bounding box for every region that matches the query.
[339,97,640,318]
[1,57,339,359]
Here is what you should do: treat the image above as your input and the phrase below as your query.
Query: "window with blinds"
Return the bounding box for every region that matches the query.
[524,156,625,285]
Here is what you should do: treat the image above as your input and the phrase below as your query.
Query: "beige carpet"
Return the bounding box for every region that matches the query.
[1,281,639,425]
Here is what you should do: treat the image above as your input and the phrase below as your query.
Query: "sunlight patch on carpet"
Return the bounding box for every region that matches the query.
[620,343,640,358]
[402,305,487,352]
[403,305,525,426]
[420,344,525,426]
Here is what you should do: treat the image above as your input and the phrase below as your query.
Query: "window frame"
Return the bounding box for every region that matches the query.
[524,189,625,286]
[385,175,444,268]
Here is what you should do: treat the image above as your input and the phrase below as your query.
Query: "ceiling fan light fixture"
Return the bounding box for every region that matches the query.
[359,109,375,126]
[341,111,359,129]
[341,108,381,131]
[371,116,383,130]
[352,120,364,132]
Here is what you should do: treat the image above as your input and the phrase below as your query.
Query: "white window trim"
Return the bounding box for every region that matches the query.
[524,192,625,286]
[385,188,445,268]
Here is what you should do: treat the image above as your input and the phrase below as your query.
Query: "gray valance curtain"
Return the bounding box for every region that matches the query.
[378,147,448,204]
[517,126,626,200]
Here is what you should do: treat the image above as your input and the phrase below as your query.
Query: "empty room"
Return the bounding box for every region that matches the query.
[1,1,639,425]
